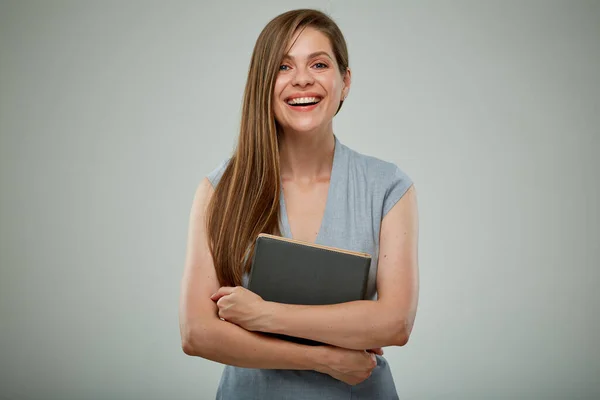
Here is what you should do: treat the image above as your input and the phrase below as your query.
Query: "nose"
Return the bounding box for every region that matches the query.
[291,66,314,87]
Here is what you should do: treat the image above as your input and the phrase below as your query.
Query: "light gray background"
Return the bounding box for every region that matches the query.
[1,0,598,399]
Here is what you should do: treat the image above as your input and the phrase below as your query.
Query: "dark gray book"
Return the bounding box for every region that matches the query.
[248,233,372,346]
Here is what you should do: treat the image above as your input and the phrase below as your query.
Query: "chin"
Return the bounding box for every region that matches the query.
[283,117,327,133]
[284,125,323,135]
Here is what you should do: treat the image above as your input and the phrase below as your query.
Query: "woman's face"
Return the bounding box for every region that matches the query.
[273,27,350,136]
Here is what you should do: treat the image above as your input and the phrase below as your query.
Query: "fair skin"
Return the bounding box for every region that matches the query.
[180,26,418,384]
[273,25,349,244]
[211,184,419,350]
[179,179,378,386]
[179,27,381,386]
[211,27,419,350]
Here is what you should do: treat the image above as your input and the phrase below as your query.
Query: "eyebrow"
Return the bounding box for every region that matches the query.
[282,51,334,62]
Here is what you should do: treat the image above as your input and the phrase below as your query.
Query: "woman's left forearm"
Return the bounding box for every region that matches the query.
[257,300,411,350]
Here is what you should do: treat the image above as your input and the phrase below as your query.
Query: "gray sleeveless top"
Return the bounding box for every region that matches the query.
[207,135,413,400]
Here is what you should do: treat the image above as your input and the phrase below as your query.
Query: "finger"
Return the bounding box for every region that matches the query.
[210,287,236,301]
[368,347,384,355]
[216,296,230,307]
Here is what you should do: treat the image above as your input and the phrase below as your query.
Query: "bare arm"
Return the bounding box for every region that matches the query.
[179,178,323,369]
[214,185,420,350]
[179,178,377,383]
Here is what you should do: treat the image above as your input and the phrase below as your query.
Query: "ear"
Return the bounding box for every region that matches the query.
[341,67,352,100]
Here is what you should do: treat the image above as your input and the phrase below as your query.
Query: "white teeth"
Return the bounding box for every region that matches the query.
[287,97,321,105]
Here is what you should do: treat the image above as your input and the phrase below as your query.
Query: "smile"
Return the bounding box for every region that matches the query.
[286,96,322,106]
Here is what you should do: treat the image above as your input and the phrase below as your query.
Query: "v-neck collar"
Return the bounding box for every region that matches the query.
[279,135,341,245]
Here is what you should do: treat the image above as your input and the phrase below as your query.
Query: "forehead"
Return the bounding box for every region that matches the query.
[285,26,334,59]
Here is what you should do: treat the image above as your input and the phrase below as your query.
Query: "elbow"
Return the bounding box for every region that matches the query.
[182,340,196,356]
[180,321,211,357]
[181,324,199,356]
[388,318,414,347]
[390,331,410,347]
[181,330,198,356]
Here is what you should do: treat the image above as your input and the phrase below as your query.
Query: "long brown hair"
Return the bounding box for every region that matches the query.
[207,9,350,286]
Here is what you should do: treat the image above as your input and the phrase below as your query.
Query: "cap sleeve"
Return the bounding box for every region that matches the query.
[207,159,230,188]
[382,165,413,217]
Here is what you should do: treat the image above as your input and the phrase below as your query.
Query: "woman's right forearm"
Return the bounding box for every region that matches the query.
[182,317,328,371]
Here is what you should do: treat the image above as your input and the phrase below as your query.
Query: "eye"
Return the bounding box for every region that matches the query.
[313,62,328,69]
[279,65,291,71]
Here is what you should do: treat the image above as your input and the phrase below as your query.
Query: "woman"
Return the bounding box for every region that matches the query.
[179,8,419,399]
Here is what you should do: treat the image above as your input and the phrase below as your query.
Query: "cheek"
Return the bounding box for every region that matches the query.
[319,75,342,100]
[330,78,343,96]
[273,80,287,111]
[322,79,343,112]
[273,76,289,98]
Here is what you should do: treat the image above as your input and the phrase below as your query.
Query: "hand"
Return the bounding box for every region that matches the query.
[315,346,378,386]
[210,286,266,331]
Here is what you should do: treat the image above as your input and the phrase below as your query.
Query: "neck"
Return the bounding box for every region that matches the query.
[278,129,335,182]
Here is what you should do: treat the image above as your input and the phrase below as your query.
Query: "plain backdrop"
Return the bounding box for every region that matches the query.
[1,0,599,399]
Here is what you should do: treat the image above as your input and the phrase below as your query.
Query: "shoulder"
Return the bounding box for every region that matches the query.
[343,142,412,186]
[206,158,231,188]
[342,142,413,216]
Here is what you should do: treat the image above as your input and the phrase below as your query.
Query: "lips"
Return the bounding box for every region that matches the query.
[287,97,321,106]
[285,93,324,106]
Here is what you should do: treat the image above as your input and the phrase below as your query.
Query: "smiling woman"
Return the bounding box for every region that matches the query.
[178,8,419,400]
[274,28,350,139]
